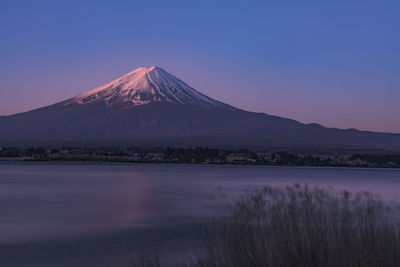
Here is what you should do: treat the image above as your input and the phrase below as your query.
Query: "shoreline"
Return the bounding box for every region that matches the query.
[1,157,399,170]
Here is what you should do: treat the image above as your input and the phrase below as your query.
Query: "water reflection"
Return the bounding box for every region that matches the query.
[0,162,400,266]
[0,164,154,242]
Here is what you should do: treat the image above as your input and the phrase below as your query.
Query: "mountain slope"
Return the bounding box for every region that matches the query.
[1,66,399,151]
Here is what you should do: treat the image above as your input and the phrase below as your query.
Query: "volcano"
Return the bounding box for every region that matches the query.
[1,66,399,151]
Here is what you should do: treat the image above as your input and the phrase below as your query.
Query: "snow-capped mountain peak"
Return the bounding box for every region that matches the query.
[69,66,229,109]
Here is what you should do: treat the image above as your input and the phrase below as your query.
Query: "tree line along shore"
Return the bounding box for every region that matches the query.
[1,146,400,168]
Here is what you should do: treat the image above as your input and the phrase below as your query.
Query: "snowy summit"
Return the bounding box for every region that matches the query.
[69,66,228,109]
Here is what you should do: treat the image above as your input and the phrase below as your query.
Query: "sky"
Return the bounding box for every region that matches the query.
[0,0,399,133]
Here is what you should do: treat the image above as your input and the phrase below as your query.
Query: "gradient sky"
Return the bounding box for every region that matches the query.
[1,0,399,133]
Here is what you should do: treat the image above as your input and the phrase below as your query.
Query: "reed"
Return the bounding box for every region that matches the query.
[133,184,400,267]
[192,184,400,267]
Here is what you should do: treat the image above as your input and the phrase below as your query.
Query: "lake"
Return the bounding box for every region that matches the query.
[0,161,399,266]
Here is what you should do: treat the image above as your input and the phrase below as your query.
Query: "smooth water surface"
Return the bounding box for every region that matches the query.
[0,162,399,266]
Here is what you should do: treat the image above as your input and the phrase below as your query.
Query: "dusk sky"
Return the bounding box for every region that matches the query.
[1,0,399,133]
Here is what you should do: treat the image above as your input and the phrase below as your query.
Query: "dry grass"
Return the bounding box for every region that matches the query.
[134,184,400,267]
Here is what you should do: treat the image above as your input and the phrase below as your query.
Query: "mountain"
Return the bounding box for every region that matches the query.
[1,66,400,151]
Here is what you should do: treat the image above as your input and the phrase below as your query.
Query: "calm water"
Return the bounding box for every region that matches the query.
[0,161,400,266]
